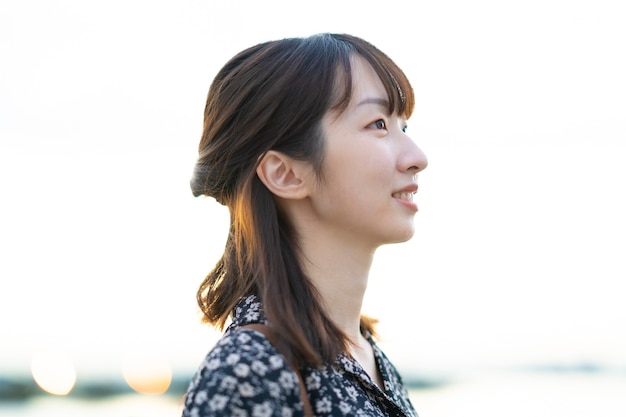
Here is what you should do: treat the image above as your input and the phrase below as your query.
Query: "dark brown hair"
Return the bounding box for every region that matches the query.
[190,33,414,368]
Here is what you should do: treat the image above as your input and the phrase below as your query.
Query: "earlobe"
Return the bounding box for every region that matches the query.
[256,151,309,200]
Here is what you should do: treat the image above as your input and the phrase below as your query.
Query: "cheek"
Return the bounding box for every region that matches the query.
[322,133,396,192]
[360,148,396,183]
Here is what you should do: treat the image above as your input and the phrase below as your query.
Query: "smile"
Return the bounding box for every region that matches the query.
[392,192,414,202]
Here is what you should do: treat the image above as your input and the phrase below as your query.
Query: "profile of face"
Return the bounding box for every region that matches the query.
[298,55,428,250]
[194,34,427,253]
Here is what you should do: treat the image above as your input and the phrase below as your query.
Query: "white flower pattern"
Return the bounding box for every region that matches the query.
[182,295,418,416]
[253,401,274,417]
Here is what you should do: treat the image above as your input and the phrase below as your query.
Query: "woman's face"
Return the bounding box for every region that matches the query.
[305,55,428,250]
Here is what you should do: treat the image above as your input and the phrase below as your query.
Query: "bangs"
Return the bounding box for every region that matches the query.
[362,53,414,118]
[328,35,415,119]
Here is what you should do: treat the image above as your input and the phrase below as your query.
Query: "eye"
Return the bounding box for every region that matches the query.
[369,119,387,130]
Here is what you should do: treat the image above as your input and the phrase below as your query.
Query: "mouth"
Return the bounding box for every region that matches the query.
[391,191,415,202]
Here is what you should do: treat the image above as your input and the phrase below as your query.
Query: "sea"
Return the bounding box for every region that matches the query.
[2,370,626,417]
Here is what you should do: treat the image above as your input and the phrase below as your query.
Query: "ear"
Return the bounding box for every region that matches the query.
[256,151,310,200]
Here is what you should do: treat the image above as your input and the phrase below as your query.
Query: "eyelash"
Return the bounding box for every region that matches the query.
[369,119,409,133]
[373,119,386,129]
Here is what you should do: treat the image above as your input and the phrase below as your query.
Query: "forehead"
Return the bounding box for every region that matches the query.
[323,59,392,129]
[348,56,387,103]
[328,54,388,118]
[327,48,413,120]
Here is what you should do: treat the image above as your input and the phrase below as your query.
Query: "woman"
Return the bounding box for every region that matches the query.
[183,33,428,417]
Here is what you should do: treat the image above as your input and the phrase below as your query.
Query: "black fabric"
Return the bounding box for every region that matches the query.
[182,295,418,416]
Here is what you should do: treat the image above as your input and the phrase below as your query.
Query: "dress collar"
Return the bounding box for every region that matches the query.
[227,294,267,331]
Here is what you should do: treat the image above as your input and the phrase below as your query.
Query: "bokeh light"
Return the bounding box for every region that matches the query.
[30,348,77,395]
[123,352,172,395]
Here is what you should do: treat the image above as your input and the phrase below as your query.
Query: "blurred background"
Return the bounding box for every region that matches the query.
[1,0,625,416]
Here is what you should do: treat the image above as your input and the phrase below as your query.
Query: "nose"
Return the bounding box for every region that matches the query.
[398,134,428,174]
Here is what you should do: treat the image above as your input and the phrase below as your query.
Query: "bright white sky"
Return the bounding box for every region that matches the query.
[1,0,625,379]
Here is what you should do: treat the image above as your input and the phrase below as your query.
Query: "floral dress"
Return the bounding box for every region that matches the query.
[182,295,418,417]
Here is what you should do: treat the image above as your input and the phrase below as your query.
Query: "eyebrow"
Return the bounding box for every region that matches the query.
[356,97,391,108]
[355,97,393,116]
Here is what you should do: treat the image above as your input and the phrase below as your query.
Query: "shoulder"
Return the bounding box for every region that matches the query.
[182,329,303,417]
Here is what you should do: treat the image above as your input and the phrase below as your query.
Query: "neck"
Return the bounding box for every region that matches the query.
[299,231,376,342]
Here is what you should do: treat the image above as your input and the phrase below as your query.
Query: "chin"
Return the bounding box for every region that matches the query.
[397,232,415,243]
[384,225,415,245]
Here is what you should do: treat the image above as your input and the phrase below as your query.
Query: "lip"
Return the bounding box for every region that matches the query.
[394,184,418,194]
[392,184,419,211]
